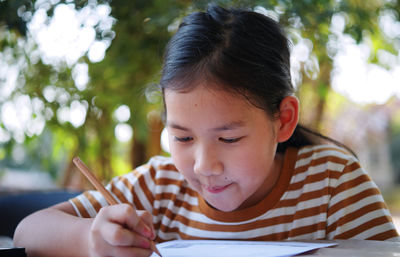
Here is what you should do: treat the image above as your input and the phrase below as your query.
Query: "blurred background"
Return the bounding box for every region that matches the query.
[0,0,399,231]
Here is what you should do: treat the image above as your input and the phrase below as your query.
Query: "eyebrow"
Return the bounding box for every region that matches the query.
[167,122,191,131]
[166,121,245,132]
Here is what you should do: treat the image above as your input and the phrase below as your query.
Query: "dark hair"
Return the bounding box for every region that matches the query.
[160,4,354,155]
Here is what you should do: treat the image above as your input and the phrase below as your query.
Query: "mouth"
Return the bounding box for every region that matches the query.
[203,183,232,194]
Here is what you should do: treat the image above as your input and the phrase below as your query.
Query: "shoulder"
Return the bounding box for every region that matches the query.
[129,155,177,175]
[288,144,362,185]
[292,144,374,196]
[297,144,355,160]
[138,155,176,171]
[143,155,181,176]
[107,155,182,190]
[129,155,185,184]
[147,155,175,167]
[295,144,357,168]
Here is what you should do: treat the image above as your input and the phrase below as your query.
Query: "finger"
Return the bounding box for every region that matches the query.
[117,205,153,239]
[105,204,153,239]
[137,210,156,240]
[101,222,151,249]
[91,235,152,257]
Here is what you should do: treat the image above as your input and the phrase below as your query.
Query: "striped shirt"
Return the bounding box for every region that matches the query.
[70,144,399,241]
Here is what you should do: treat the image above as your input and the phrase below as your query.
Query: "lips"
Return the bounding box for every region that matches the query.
[203,183,232,194]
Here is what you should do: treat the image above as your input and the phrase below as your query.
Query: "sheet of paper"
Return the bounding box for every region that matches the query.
[150,240,337,257]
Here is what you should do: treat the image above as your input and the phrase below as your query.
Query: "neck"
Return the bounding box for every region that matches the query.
[236,152,284,210]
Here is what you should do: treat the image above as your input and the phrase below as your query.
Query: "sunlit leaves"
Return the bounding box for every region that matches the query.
[1,0,399,183]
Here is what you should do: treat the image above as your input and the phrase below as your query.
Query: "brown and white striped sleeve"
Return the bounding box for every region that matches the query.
[69,160,159,218]
[326,155,399,241]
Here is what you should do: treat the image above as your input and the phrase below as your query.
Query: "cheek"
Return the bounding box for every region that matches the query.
[168,135,182,159]
[167,134,175,153]
[169,142,192,176]
[231,140,273,163]
[227,140,276,177]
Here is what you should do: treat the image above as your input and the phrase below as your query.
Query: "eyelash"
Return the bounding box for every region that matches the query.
[218,137,243,143]
[174,136,243,144]
[174,136,193,142]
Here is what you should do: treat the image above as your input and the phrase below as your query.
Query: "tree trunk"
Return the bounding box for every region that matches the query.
[131,133,147,169]
[147,111,163,158]
[312,63,332,130]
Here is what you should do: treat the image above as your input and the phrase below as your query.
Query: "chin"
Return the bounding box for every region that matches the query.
[208,199,241,212]
[218,206,239,212]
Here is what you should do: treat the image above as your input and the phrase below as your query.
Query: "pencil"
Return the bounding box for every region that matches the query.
[73,157,162,257]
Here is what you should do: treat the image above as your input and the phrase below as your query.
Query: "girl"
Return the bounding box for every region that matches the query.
[14,4,399,257]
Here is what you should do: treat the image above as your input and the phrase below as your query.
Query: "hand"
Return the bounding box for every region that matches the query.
[88,204,156,257]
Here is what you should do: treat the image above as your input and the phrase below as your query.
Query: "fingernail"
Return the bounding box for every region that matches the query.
[144,226,153,238]
[141,239,150,249]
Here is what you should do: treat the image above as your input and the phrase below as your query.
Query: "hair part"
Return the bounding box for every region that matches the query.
[161,4,293,116]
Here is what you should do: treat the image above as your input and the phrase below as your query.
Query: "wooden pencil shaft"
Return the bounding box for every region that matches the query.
[72,157,118,205]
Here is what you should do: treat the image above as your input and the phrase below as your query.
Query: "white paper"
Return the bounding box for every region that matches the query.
[150,240,337,257]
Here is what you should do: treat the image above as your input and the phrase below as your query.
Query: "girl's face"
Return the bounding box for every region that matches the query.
[165,84,283,212]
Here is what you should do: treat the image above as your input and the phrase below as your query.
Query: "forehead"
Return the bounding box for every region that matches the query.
[164,84,270,130]
[164,86,253,112]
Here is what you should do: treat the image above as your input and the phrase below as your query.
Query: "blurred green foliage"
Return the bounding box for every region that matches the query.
[0,0,399,185]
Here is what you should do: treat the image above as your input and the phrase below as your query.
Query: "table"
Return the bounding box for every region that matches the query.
[299,239,400,256]
[1,238,399,256]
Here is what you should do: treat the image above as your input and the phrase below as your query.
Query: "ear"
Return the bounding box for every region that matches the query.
[275,96,299,143]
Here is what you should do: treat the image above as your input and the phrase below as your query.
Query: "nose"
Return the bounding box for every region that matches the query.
[193,144,223,177]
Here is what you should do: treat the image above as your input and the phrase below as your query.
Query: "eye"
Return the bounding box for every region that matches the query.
[219,137,243,144]
[174,136,193,142]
